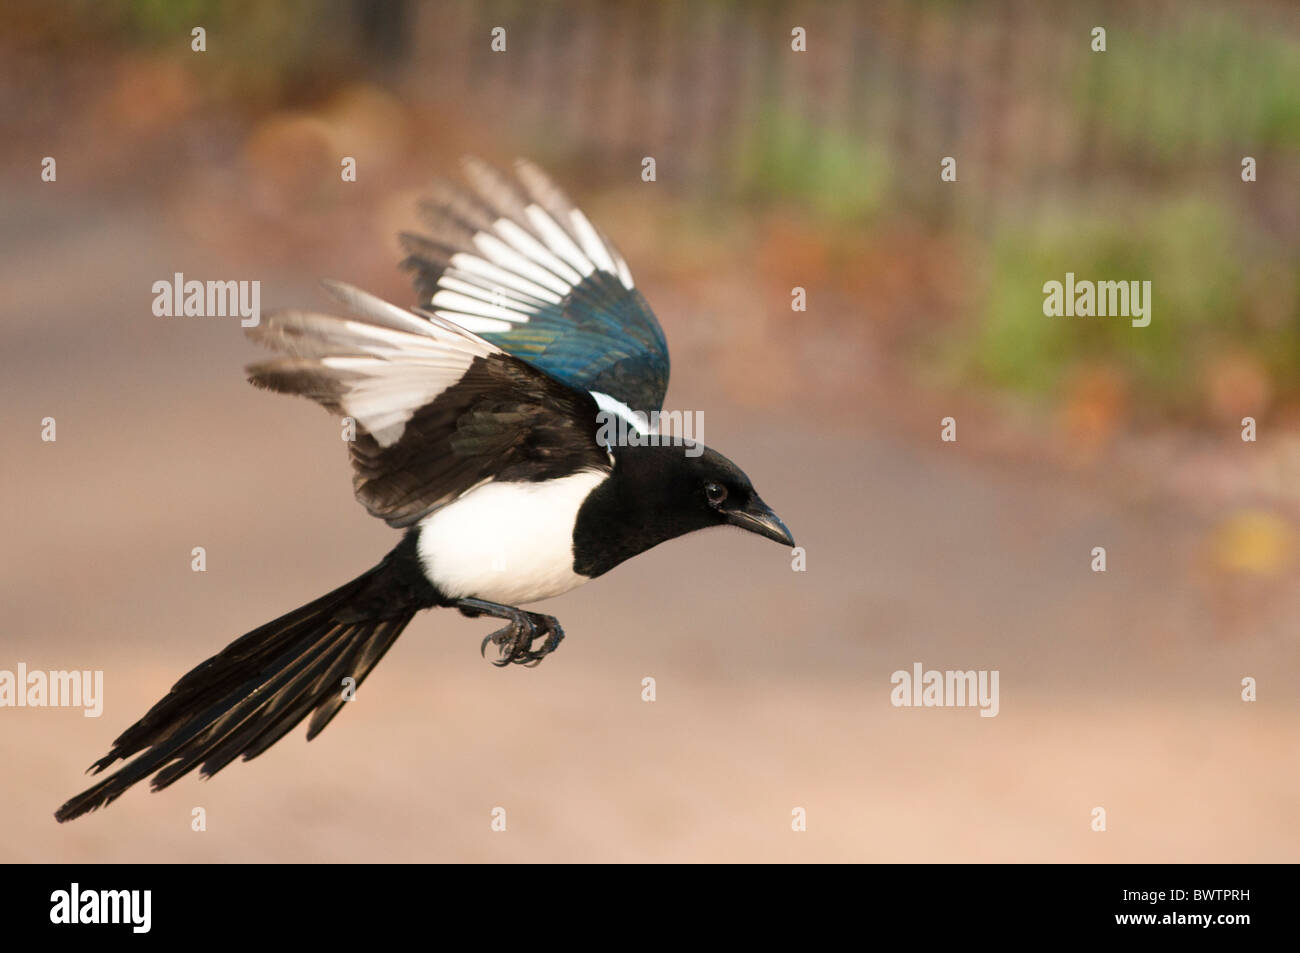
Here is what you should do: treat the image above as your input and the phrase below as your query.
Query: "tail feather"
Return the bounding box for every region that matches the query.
[55,542,432,823]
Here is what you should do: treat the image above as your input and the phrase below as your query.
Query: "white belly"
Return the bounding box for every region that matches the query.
[416,471,608,605]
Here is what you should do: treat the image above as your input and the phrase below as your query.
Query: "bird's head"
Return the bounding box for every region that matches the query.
[576,441,794,576]
[673,444,795,547]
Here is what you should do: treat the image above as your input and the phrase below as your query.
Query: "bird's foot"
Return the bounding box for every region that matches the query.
[455,599,565,667]
[482,612,564,667]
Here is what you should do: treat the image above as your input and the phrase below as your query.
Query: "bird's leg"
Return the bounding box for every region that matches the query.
[454,598,566,667]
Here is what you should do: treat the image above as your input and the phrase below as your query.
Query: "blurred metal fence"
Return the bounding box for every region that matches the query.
[396,0,1297,239]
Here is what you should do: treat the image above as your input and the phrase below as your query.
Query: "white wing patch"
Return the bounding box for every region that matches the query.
[525,204,595,278]
[592,391,655,436]
[249,282,502,449]
[419,159,637,340]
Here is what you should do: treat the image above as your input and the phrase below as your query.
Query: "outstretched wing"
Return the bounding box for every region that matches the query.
[246,281,611,528]
[399,157,670,414]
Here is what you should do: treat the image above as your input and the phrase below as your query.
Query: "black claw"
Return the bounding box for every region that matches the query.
[455,599,568,668]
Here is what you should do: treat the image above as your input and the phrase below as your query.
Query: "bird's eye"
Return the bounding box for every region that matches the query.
[704,482,727,506]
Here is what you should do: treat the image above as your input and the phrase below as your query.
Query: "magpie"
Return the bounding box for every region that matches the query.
[55,158,793,822]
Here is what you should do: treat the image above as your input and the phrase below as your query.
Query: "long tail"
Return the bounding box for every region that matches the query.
[55,533,436,822]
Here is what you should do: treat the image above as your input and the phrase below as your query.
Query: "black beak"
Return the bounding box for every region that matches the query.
[726,495,795,547]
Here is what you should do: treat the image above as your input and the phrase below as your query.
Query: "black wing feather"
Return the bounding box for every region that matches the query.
[246,283,611,529]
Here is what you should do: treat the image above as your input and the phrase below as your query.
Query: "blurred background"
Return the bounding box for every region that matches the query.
[2,0,1298,861]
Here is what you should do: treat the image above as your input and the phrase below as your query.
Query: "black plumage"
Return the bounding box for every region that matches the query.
[54,533,437,822]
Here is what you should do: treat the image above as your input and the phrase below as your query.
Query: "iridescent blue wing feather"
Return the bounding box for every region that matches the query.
[400,158,670,413]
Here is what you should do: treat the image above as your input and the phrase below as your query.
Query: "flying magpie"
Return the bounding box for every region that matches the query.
[55,158,793,822]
